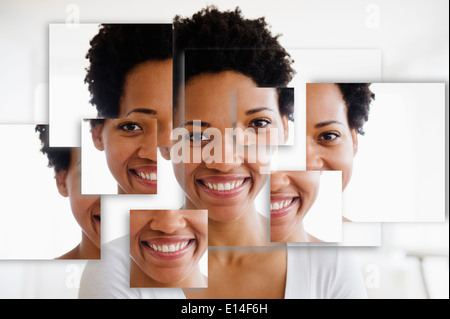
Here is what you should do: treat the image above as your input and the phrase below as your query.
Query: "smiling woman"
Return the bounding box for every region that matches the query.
[83,24,174,195]
[270,171,321,242]
[79,6,367,300]
[129,209,208,288]
[90,118,158,194]
[164,6,296,247]
[36,125,101,259]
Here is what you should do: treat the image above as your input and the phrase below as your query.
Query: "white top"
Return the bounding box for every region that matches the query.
[78,236,367,299]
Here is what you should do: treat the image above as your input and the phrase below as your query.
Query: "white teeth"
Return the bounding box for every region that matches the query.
[270,199,293,211]
[148,241,190,253]
[204,180,244,191]
[137,171,157,180]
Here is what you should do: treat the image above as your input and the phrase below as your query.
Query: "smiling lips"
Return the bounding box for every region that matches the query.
[141,237,195,260]
[270,195,300,218]
[197,176,249,198]
[131,166,157,189]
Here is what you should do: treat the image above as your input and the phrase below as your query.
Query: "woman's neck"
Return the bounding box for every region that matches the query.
[185,197,273,246]
[208,210,270,246]
[56,231,100,259]
[282,222,308,242]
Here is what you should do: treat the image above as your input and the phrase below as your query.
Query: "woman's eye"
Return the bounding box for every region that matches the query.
[249,118,272,129]
[118,122,143,132]
[317,131,340,142]
[187,132,210,144]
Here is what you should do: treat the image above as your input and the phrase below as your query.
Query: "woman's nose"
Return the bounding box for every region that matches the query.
[270,171,291,191]
[158,121,172,148]
[306,142,325,171]
[137,124,158,161]
[150,211,187,234]
[203,129,243,172]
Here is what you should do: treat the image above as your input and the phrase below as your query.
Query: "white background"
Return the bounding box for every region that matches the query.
[344,83,446,222]
[0,0,448,299]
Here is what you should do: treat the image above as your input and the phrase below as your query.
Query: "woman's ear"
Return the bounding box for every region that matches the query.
[91,123,105,151]
[351,128,358,157]
[55,170,69,197]
[159,147,171,161]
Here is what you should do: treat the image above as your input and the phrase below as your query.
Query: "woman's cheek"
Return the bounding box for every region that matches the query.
[105,140,129,176]
[328,148,353,191]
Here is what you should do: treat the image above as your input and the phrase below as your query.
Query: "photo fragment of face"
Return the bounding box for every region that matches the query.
[90,118,158,195]
[168,47,295,231]
[34,125,101,259]
[269,171,320,242]
[173,71,273,225]
[118,58,173,148]
[59,148,102,253]
[129,209,207,288]
[306,83,358,191]
[236,87,290,147]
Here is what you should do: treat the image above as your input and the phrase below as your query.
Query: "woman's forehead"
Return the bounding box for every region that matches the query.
[179,72,280,123]
[307,83,348,123]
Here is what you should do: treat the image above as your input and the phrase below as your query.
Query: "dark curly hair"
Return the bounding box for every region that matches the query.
[84,24,173,118]
[336,84,375,135]
[35,125,72,173]
[173,6,296,120]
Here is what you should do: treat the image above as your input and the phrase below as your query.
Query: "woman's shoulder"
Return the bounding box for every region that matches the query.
[286,246,367,299]
[78,235,137,299]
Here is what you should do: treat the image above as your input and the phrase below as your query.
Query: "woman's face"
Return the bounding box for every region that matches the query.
[306,83,358,190]
[92,118,158,194]
[270,171,320,242]
[119,59,173,147]
[129,209,207,287]
[56,148,101,249]
[171,71,288,223]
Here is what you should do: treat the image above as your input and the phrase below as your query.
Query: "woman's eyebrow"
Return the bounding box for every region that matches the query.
[183,120,211,128]
[245,107,274,115]
[314,120,344,128]
[126,108,157,117]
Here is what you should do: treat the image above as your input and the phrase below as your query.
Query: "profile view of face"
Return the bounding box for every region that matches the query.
[306,83,358,191]
[169,71,289,224]
[55,148,101,250]
[270,170,320,242]
[129,209,207,288]
[91,118,158,194]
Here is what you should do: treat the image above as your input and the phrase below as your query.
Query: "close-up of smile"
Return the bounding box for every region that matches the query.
[196,175,251,198]
[130,166,157,189]
[270,195,301,218]
[141,237,196,260]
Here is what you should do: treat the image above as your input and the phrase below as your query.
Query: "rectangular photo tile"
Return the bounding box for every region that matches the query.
[306,82,446,222]
[129,209,208,288]
[0,124,101,259]
[82,118,158,195]
[49,23,173,148]
[270,170,342,243]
